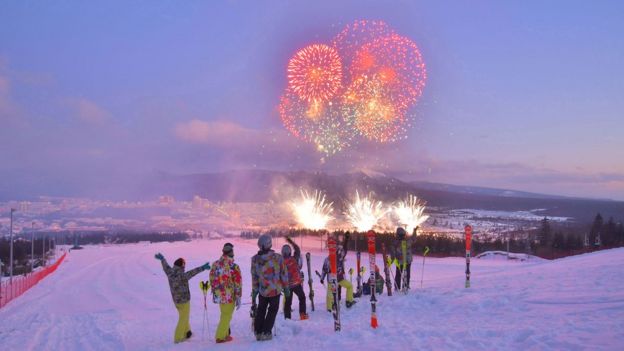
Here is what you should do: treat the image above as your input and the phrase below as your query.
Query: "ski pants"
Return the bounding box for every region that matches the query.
[174,302,191,343]
[326,279,353,310]
[216,303,234,340]
[395,263,412,290]
[255,294,280,336]
[284,284,306,319]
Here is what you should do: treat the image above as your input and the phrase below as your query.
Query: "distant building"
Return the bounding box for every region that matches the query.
[18,201,31,212]
[158,195,175,205]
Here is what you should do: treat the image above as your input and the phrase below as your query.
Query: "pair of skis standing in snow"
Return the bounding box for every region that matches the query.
[323,227,418,331]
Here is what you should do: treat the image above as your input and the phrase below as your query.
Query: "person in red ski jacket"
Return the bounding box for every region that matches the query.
[282,236,309,320]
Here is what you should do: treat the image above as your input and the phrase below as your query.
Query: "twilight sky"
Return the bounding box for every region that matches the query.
[1,1,623,200]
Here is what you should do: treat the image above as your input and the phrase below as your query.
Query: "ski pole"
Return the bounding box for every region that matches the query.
[199,280,210,340]
[420,246,429,288]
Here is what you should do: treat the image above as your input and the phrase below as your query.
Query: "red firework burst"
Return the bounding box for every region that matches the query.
[287,44,343,103]
[332,20,396,77]
[350,33,427,107]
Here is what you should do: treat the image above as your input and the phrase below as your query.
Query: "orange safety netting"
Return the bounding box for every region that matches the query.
[0,253,67,308]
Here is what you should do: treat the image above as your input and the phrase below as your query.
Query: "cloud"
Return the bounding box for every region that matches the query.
[64,97,113,125]
[174,119,307,151]
[174,118,326,170]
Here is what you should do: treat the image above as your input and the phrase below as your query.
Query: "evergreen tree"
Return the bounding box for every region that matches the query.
[603,217,617,246]
[552,231,565,250]
[538,217,552,247]
[589,213,603,247]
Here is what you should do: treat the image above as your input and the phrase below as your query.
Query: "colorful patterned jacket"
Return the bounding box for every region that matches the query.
[209,255,242,304]
[284,241,303,288]
[160,259,204,305]
[251,249,288,298]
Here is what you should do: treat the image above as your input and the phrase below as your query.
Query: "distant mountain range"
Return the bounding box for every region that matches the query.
[135,169,624,223]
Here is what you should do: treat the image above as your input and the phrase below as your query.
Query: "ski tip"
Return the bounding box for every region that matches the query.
[371,317,378,329]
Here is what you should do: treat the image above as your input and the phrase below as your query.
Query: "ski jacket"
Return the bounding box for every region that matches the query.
[209,255,242,304]
[284,242,303,287]
[393,237,414,265]
[251,249,289,298]
[160,259,204,305]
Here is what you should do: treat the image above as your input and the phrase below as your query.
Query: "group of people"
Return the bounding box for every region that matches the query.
[155,227,415,344]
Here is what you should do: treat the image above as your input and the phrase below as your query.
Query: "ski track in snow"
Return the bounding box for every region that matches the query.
[1,240,623,350]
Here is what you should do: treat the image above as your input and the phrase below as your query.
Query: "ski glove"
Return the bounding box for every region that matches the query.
[235,298,241,310]
[284,287,291,298]
[201,262,211,270]
[155,253,164,261]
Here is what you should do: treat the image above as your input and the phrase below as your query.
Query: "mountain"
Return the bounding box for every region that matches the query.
[136,170,624,222]
[408,181,573,200]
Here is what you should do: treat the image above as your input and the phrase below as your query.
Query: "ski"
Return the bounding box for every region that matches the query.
[328,236,341,331]
[367,230,378,328]
[355,251,362,298]
[401,239,408,293]
[381,242,393,296]
[465,224,472,288]
[306,252,315,311]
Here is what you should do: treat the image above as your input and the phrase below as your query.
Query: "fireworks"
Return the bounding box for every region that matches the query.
[287,44,343,103]
[392,195,429,234]
[343,73,409,142]
[350,34,426,107]
[332,19,396,77]
[291,189,334,230]
[279,20,427,155]
[344,191,387,232]
[279,91,355,155]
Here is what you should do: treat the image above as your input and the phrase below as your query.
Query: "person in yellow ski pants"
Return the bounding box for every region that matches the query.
[325,279,354,310]
[174,302,191,342]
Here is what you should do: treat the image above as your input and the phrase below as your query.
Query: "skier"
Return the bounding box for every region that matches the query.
[155,253,210,343]
[209,243,242,344]
[282,236,309,320]
[320,233,356,312]
[392,227,413,291]
[251,234,289,341]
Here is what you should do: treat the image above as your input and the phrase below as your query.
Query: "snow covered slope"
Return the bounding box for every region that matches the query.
[1,240,623,350]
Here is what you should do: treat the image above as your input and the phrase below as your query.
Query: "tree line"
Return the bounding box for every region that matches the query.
[240,213,624,259]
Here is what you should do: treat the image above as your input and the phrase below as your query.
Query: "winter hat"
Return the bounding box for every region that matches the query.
[396,227,407,238]
[281,244,292,257]
[258,234,272,250]
[223,243,234,256]
[174,258,185,267]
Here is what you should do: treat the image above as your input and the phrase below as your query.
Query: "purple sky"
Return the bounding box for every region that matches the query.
[1,1,623,200]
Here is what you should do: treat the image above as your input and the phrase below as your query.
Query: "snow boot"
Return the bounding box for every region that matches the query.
[216,336,233,343]
[346,300,357,309]
[300,313,309,320]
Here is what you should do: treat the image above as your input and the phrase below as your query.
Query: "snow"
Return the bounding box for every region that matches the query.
[1,239,623,350]
[475,251,545,262]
